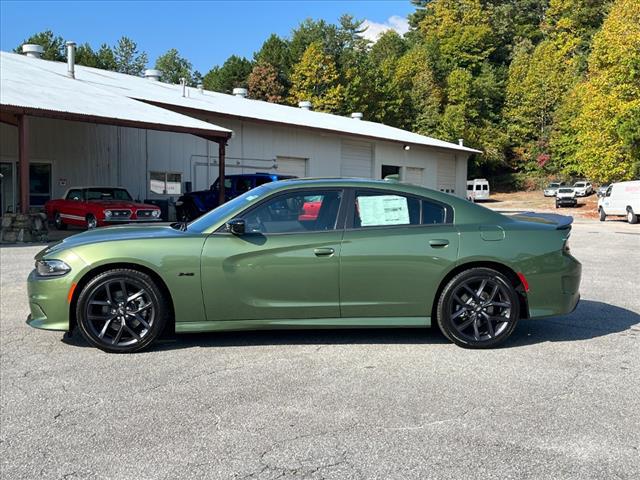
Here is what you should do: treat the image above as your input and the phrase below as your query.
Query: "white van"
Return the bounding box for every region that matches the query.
[466,178,490,201]
[597,180,640,224]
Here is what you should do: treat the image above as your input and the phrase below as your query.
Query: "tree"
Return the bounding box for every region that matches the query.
[155,48,193,84]
[247,62,286,102]
[14,30,65,61]
[95,44,117,71]
[289,42,344,113]
[571,0,640,182]
[289,19,341,64]
[113,36,148,76]
[254,34,292,82]
[202,55,253,93]
[75,43,98,67]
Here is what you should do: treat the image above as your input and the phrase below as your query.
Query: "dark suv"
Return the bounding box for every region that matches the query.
[176,173,296,220]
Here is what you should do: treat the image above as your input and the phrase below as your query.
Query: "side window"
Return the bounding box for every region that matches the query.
[236,178,252,194]
[353,191,420,228]
[242,190,342,234]
[66,189,82,201]
[255,176,273,187]
[422,200,447,225]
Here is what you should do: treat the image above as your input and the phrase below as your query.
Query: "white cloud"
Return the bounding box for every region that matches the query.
[360,15,410,43]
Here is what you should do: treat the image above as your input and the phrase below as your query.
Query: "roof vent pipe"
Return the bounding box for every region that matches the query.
[144,69,162,81]
[66,41,76,79]
[298,101,312,110]
[22,44,44,59]
[458,138,464,146]
[198,83,204,94]
[180,77,186,97]
[351,112,363,120]
[233,87,248,98]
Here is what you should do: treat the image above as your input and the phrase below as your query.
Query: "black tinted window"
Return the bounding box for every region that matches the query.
[422,200,447,224]
[66,189,82,201]
[242,190,342,234]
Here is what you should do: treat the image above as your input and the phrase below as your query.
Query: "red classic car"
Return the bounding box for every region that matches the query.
[45,186,162,229]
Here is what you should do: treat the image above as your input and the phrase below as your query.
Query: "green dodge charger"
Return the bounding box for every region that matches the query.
[27,178,581,353]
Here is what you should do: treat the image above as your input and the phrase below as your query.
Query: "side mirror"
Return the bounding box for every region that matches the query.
[226,218,245,235]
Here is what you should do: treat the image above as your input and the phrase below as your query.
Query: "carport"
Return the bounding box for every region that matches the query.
[0,50,232,214]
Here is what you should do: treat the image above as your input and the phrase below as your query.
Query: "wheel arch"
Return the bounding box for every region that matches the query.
[431,261,530,323]
[69,262,175,335]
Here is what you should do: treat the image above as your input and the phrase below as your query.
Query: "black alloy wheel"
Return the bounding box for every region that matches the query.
[76,269,168,353]
[437,268,520,348]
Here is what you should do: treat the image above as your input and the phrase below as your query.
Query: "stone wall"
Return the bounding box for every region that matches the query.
[1,213,48,243]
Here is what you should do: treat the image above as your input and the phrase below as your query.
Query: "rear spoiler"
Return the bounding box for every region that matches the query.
[510,212,574,230]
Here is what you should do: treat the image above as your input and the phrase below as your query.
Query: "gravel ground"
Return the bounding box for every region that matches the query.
[1,219,639,479]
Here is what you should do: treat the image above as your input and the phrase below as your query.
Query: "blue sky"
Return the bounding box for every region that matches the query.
[0,1,415,73]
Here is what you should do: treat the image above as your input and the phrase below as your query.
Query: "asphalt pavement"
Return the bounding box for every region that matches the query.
[1,219,639,479]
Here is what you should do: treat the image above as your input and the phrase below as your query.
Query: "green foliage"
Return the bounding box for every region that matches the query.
[289,41,344,113]
[202,55,253,93]
[111,37,148,76]
[571,0,640,182]
[155,48,193,85]
[14,30,65,61]
[254,34,292,85]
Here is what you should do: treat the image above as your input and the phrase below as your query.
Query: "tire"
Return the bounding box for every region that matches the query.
[436,268,520,349]
[86,214,98,229]
[628,208,638,224]
[54,212,67,230]
[599,208,606,222]
[75,268,169,353]
[555,202,559,209]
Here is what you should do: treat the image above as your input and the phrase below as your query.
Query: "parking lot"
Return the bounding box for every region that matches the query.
[1,219,639,479]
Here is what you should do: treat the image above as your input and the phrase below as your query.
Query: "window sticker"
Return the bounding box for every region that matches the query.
[357,195,410,226]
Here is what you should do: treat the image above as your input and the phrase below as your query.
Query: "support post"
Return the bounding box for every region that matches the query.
[18,115,29,214]
[218,140,226,205]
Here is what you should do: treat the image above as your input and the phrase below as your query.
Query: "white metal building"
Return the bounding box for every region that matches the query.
[0,48,479,217]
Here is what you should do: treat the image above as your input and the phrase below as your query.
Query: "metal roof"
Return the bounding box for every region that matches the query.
[0,52,231,139]
[0,51,480,154]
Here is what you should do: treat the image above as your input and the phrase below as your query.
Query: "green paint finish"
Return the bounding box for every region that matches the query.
[26,178,581,335]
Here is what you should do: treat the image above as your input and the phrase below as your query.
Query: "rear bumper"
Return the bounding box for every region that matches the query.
[527,254,582,319]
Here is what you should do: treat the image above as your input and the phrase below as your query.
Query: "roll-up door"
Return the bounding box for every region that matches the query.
[276,156,307,178]
[404,167,424,186]
[341,140,373,178]
[437,156,457,194]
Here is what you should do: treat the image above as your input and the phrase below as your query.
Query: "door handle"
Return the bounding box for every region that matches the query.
[314,247,335,257]
[429,239,449,248]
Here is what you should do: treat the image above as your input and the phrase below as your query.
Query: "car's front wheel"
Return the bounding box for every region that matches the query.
[436,268,520,348]
[599,208,606,222]
[54,212,67,230]
[86,214,98,229]
[76,268,169,353]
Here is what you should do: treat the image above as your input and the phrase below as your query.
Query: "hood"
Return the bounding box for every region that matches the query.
[88,200,159,210]
[40,225,187,256]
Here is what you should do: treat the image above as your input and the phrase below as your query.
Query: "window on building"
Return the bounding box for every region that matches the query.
[150,171,182,195]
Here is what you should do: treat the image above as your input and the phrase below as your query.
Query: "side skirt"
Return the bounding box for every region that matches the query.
[175,317,430,334]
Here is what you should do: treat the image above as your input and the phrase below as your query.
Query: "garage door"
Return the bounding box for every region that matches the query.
[404,167,424,186]
[341,140,373,178]
[437,157,457,194]
[276,157,307,178]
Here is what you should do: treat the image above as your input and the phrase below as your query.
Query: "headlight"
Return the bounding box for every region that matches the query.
[104,210,112,217]
[35,259,71,277]
[151,210,160,217]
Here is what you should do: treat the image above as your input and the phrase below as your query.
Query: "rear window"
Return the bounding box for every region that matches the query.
[558,188,574,193]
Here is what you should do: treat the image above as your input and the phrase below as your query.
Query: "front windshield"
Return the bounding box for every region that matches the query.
[574,182,585,187]
[548,183,559,188]
[86,188,132,201]
[187,185,271,233]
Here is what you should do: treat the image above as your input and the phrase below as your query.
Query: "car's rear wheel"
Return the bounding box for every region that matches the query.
[437,268,520,349]
[86,214,97,229]
[54,212,67,230]
[628,208,638,224]
[76,269,168,353]
[599,208,606,222]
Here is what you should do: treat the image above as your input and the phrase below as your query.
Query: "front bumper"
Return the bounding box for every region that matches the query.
[26,269,73,331]
[103,218,162,223]
[556,197,577,206]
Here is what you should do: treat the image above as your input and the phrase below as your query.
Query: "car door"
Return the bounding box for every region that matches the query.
[201,188,345,321]
[62,188,86,226]
[339,188,459,318]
